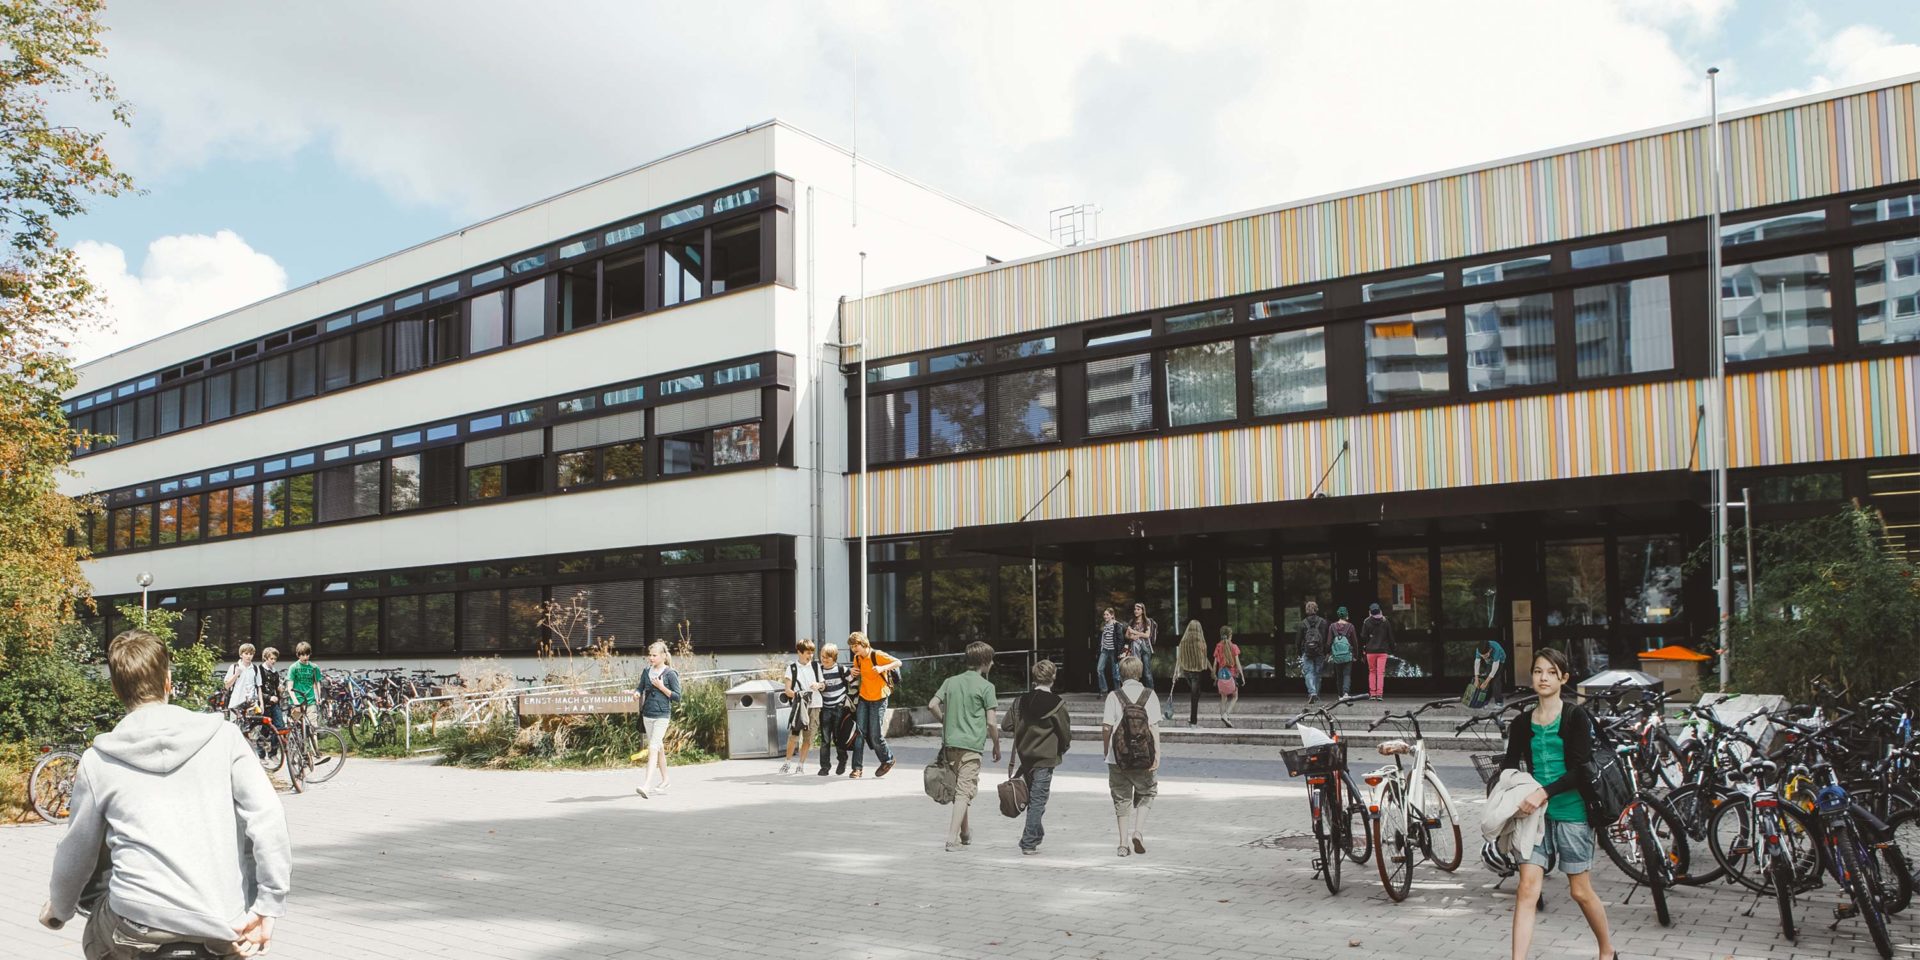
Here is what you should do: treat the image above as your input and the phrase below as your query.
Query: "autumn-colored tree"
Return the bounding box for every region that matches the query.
[0,0,135,668]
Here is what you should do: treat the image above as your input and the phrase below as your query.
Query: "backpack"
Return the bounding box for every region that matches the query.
[1586,717,1634,824]
[831,706,859,750]
[1302,617,1328,660]
[786,662,822,733]
[1329,626,1353,664]
[1110,689,1157,771]
[924,755,959,804]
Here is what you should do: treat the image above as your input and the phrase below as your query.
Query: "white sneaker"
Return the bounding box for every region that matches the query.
[635,786,650,799]
[778,762,790,774]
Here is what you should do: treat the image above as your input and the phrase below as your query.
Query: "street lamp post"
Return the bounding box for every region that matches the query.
[136,572,154,628]
[1706,67,1733,688]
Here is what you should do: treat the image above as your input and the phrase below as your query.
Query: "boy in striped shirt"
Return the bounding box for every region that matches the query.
[816,643,854,776]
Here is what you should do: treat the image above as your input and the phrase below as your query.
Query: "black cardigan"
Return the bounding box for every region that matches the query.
[1500,701,1599,823]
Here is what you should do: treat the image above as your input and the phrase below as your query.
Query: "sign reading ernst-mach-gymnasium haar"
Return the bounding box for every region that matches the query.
[518,691,639,716]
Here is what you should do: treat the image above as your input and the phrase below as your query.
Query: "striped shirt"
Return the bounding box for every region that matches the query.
[820,663,853,706]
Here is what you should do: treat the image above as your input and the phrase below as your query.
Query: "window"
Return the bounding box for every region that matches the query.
[1543,540,1608,627]
[230,484,256,534]
[1086,322,1150,347]
[557,451,595,489]
[605,255,646,322]
[109,507,132,551]
[1374,547,1431,634]
[318,462,382,522]
[1164,307,1232,334]
[322,336,352,391]
[178,495,202,542]
[711,424,760,465]
[1462,255,1551,286]
[867,360,917,383]
[1719,254,1831,362]
[1573,277,1673,379]
[1085,353,1153,435]
[287,474,316,526]
[289,348,317,400]
[1164,340,1236,426]
[157,388,181,435]
[262,478,287,529]
[1364,309,1449,402]
[469,290,506,353]
[1571,236,1667,269]
[388,447,459,512]
[1463,293,1555,392]
[511,278,546,343]
[1851,192,1920,224]
[156,498,179,544]
[181,381,203,429]
[662,433,708,475]
[131,503,153,547]
[989,368,1058,447]
[233,365,257,415]
[711,219,761,293]
[603,441,646,480]
[1853,238,1920,345]
[208,488,231,538]
[868,390,920,463]
[1251,292,1323,319]
[558,263,597,332]
[992,337,1055,362]
[1363,271,1445,302]
[1617,535,1683,624]
[133,395,154,440]
[206,372,233,422]
[1721,210,1825,245]
[928,349,985,374]
[662,235,704,306]
[927,380,986,455]
[464,429,544,500]
[354,328,382,382]
[1250,326,1327,416]
[653,573,762,648]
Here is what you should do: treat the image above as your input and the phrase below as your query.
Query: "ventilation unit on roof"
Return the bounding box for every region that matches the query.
[1049,203,1100,247]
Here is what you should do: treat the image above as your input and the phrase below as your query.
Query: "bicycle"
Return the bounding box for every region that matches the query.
[290,703,348,785]
[1282,693,1372,894]
[27,714,117,823]
[1588,694,1691,927]
[1707,748,1822,943]
[239,706,303,794]
[1362,697,1465,902]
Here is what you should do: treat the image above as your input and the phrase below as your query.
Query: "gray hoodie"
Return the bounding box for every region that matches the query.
[47,703,291,942]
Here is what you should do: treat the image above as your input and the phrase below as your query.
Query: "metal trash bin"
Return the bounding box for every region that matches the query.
[726,679,789,759]
[1574,669,1664,706]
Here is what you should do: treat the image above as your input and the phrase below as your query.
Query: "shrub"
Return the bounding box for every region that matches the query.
[1,742,36,823]
[0,622,117,743]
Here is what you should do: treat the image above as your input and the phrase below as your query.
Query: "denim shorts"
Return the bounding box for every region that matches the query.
[1526,818,1595,875]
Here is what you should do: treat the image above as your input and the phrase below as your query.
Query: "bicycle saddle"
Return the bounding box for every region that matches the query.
[1377,739,1412,756]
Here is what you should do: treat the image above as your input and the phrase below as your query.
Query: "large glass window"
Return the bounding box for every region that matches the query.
[389,447,459,512]
[354,328,382,382]
[558,263,597,332]
[1375,548,1430,633]
[1085,353,1153,436]
[230,484,256,534]
[1573,276,1673,378]
[469,291,506,353]
[177,495,202,543]
[1543,540,1609,627]
[156,498,179,545]
[1720,254,1832,361]
[1464,294,1555,392]
[868,390,920,463]
[662,236,704,306]
[1164,340,1237,426]
[510,278,546,344]
[233,364,257,415]
[989,368,1058,448]
[998,561,1064,647]
[603,441,646,481]
[208,488,231,538]
[1438,546,1497,629]
[1365,309,1449,403]
[869,569,925,648]
[206,372,233,422]
[1721,210,1825,246]
[318,462,382,523]
[260,355,289,408]
[1853,237,1920,345]
[711,424,760,466]
[1223,559,1275,637]
[157,388,181,435]
[1250,326,1326,416]
[1364,272,1445,302]
[262,478,287,529]
[181,380,203,428]
[927,380,986,455]
[289,348,317,400]
[1617,535,1683,625]
[321,336,352,391]
[605,255,646,322]
[711,220,761,294]
[466,458,542,500]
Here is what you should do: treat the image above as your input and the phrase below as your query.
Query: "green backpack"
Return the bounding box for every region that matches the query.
[1329,625,1355,664]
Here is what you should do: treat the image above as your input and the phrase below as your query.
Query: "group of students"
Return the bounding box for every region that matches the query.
[220,641,323,731]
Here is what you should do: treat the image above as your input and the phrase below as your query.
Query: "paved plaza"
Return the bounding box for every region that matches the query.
[4,738,1913,960]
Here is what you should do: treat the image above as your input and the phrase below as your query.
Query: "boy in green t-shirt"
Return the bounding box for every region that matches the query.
[288,641,323,724]
[928,641,1001,852]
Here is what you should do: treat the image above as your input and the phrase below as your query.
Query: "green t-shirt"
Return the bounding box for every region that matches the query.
[289,661,322,706]
[1531,714,1586,822]
[934,670,998,753]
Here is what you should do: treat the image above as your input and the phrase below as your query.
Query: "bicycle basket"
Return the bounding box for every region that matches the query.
[1470,753,1506,790]
[1281,740,1347,777]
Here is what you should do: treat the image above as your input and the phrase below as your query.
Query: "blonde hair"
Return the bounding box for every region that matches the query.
[109,630,171,706]
[796,638,816,654]
[1181,620,1205,645]
[295,641,312,657]
[847,631,870,651]
[1031,659,1058,686]
[965,641,994,669]
[647,640,673,665]
[238,643,256,657]
[261,647,280,660]
[1119,656,1145,681]
[821,643,839,661]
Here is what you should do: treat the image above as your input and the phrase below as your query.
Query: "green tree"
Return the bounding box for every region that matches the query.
[0,0,135,670]
[113,602,217,708]
[1726,505,1920,699]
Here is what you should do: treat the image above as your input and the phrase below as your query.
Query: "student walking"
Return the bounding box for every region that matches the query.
[1360,603,1395,700]
[816,642,854,776]
[1328,608,1358,699]
[928,642,1001,851]
[633,641,681,799]
[1164,620,1209,725]
[220,643,261,720]
[1003,659,1072,855]
[1094,608,1124,694]
[1501,648,1617,960]
[40,631,291,958]
[1213,626,1244,726]
[1126,603,1158,691]
[257,647,288,731]
[1475,638,1509,708]
[288,642,322,721]
[1298,601,1330,705]
[1103,656,1161,857]
[847,632,900,779]
[780,639,825,774]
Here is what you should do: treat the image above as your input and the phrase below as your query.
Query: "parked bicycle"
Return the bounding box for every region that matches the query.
[1282,693,1373,894]
[1362,697,1465,901]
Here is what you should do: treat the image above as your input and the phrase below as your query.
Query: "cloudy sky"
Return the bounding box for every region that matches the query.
[59,0,1920,362]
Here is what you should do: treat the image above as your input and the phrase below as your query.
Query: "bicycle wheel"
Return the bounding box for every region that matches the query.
[1769,850,1797,942]
[1373,781,1413,902]
[1889,808,1920,902]
[1418,772,1462,873]
[305,727,348,784]
[284,733,306,794]
[1873,842,1911,916]
[1341,771,1372,864]
[1312,783,1342,895]
[1631,806,1673,927]
[1663,783,1729,886]
[248,723,283,773]
[1835,823,1895,959]
[1600,796,1690,887]
[28,750,81,823]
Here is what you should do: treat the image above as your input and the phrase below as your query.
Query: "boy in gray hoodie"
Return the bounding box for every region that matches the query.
[40,630,292,958]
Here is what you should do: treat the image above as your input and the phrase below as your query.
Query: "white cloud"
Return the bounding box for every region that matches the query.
[72,231,288,363]
[86,3,1781,243]
[1736,22,1920,107]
